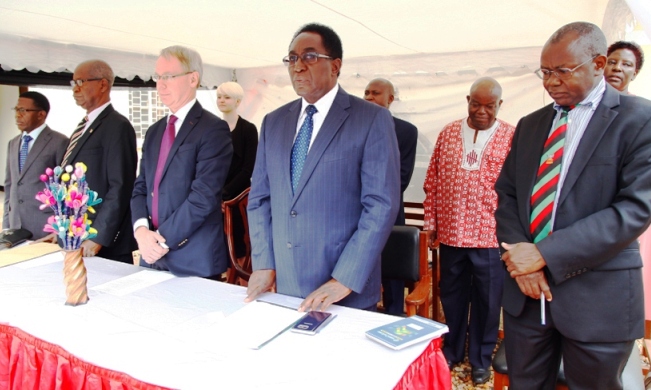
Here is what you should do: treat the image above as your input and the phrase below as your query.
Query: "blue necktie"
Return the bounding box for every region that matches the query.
[290,105,317,193]
[19,134,32,173]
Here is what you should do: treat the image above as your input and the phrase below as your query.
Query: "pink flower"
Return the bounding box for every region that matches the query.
[65,189,84,209]
[35,189,56,210]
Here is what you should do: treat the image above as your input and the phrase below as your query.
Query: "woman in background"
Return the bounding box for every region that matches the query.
[217,82,258,258]
[604,40,644,94]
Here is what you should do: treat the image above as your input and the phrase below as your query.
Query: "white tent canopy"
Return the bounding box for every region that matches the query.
[0,0,649,202]
[1,0,648,86]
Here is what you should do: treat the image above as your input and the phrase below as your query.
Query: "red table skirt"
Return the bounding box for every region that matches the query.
[0,324,169,390]
[1,323,450,390]
[394,338,451,390]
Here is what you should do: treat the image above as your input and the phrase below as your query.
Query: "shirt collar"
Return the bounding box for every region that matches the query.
[300,84,339,116]
[86,101,111,126]
[168,98,197,123]
[23,123,47,141]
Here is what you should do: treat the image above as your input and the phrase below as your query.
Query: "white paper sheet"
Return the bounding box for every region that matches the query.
[217,300,304,349]
[91,270,175,296]
[15,251,64,269]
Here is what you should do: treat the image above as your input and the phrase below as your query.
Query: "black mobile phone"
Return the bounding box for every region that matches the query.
[290,311,335,335]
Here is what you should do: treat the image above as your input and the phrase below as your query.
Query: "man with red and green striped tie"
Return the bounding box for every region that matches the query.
[495,22,651,389]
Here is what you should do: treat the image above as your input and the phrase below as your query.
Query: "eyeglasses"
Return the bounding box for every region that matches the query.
[152,71,193,82]
[70,78,103,87]
[535,56,597,80]
[12,107,41,115]
[283,52,332,66]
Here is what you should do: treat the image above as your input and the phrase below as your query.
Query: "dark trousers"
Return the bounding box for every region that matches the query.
[504,297,634,390]
[382,279,405,316]
[439,244,503,369]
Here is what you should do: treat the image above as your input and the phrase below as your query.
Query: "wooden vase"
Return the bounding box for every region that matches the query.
[62,248,89,306]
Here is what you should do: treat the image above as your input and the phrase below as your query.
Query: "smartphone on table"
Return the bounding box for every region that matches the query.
[290,311,336,335]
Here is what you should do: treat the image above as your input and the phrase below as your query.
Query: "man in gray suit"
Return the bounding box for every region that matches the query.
[245,23,400,311]
[4,91,68,239]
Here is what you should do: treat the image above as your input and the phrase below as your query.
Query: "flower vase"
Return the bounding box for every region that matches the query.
[62,248,89,306]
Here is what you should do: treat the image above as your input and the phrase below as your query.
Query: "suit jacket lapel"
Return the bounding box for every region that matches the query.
[19,127,52,179]
[160,101,202,181]
[67,104,114,165]
[292,87,350,201]
[558,86,619,206]
[518,105,556,227]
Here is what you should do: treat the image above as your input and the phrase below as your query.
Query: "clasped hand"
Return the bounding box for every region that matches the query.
[134,227,168,264]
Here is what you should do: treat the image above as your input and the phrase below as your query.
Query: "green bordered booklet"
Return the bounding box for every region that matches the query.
[365,315,449,350]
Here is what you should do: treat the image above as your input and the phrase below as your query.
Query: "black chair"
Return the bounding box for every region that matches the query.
[381,226,431,317]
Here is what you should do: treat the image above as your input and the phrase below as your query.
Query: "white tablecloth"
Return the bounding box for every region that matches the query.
[0,253,438,389]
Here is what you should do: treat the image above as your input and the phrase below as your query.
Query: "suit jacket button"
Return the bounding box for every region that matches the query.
[287,243,292,249]
[290,210,297,217]
[18,200,23,204]
[565,273,571,279]
[17,182,22,186]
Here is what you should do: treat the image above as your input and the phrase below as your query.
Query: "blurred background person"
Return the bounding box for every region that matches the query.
[604,40,644,94]
[217,82,258,200]
[217,81,258,259]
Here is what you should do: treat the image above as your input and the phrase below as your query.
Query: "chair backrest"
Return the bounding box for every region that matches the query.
[381,226,421,282]
[222,187,252,283]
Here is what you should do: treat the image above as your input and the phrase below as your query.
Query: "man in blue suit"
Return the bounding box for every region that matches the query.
[245,23,400,311]
[131,45,233,278]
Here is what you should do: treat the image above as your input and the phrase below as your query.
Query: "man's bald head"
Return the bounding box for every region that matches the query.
[466,77,503,130]
[364,78,395,108]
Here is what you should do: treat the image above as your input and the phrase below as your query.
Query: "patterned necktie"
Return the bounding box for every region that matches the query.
[19,135,32,173]
[61,116,88,167]
[530,106,574,243]
[290,105,317,193]
[152,115,178,229]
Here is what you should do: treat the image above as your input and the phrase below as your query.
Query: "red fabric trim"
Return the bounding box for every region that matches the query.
[393,338,452,390]
[0,324,170,390]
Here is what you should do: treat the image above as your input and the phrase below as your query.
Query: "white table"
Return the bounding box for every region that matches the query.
[0,253,449,390]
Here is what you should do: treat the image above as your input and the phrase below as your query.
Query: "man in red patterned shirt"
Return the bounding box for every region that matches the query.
[423,77,514,385]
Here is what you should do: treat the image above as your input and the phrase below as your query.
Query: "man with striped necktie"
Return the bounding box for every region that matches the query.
[4,92,68,239]
[495,22,651,389]
[64,60,138,263]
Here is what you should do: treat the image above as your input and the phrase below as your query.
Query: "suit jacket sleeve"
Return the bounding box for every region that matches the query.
[3,141,12,229]
[396,120,418,193]
[247,116,275,270]
[223,121,258,199]
[131,130,151,225]
[331,108,400,292]
[157,119,233,248]
[495,118,532,246]
[91,118,137,248]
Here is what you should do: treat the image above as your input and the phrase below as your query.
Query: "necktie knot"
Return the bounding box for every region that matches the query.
[23,135,32,143]
[305,105,317,117]
[168,115,178,127]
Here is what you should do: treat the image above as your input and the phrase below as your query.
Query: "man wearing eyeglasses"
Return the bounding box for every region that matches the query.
[245,23,400,312]
[131,46,232,278]
[64,59,138,263]
[495,22,651,389]
[4,92,68,239]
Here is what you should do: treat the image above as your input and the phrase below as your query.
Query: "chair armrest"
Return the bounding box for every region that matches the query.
[406,274,432,307]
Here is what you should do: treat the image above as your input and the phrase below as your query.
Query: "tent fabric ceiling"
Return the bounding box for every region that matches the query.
[0,0,619,88]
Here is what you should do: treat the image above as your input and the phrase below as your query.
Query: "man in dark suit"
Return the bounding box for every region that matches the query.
[245,23,400,312]
[65,60,138,263]
[495,22,651,389]
[4,92,68,239]
[364,78,417,315]
[131,45,232,278]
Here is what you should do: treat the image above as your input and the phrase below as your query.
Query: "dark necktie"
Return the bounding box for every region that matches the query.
[290,105,317,193]
[19,134,32,173]
[152,115,177,229]
[62,116,88,167]
[530,105,575,243]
